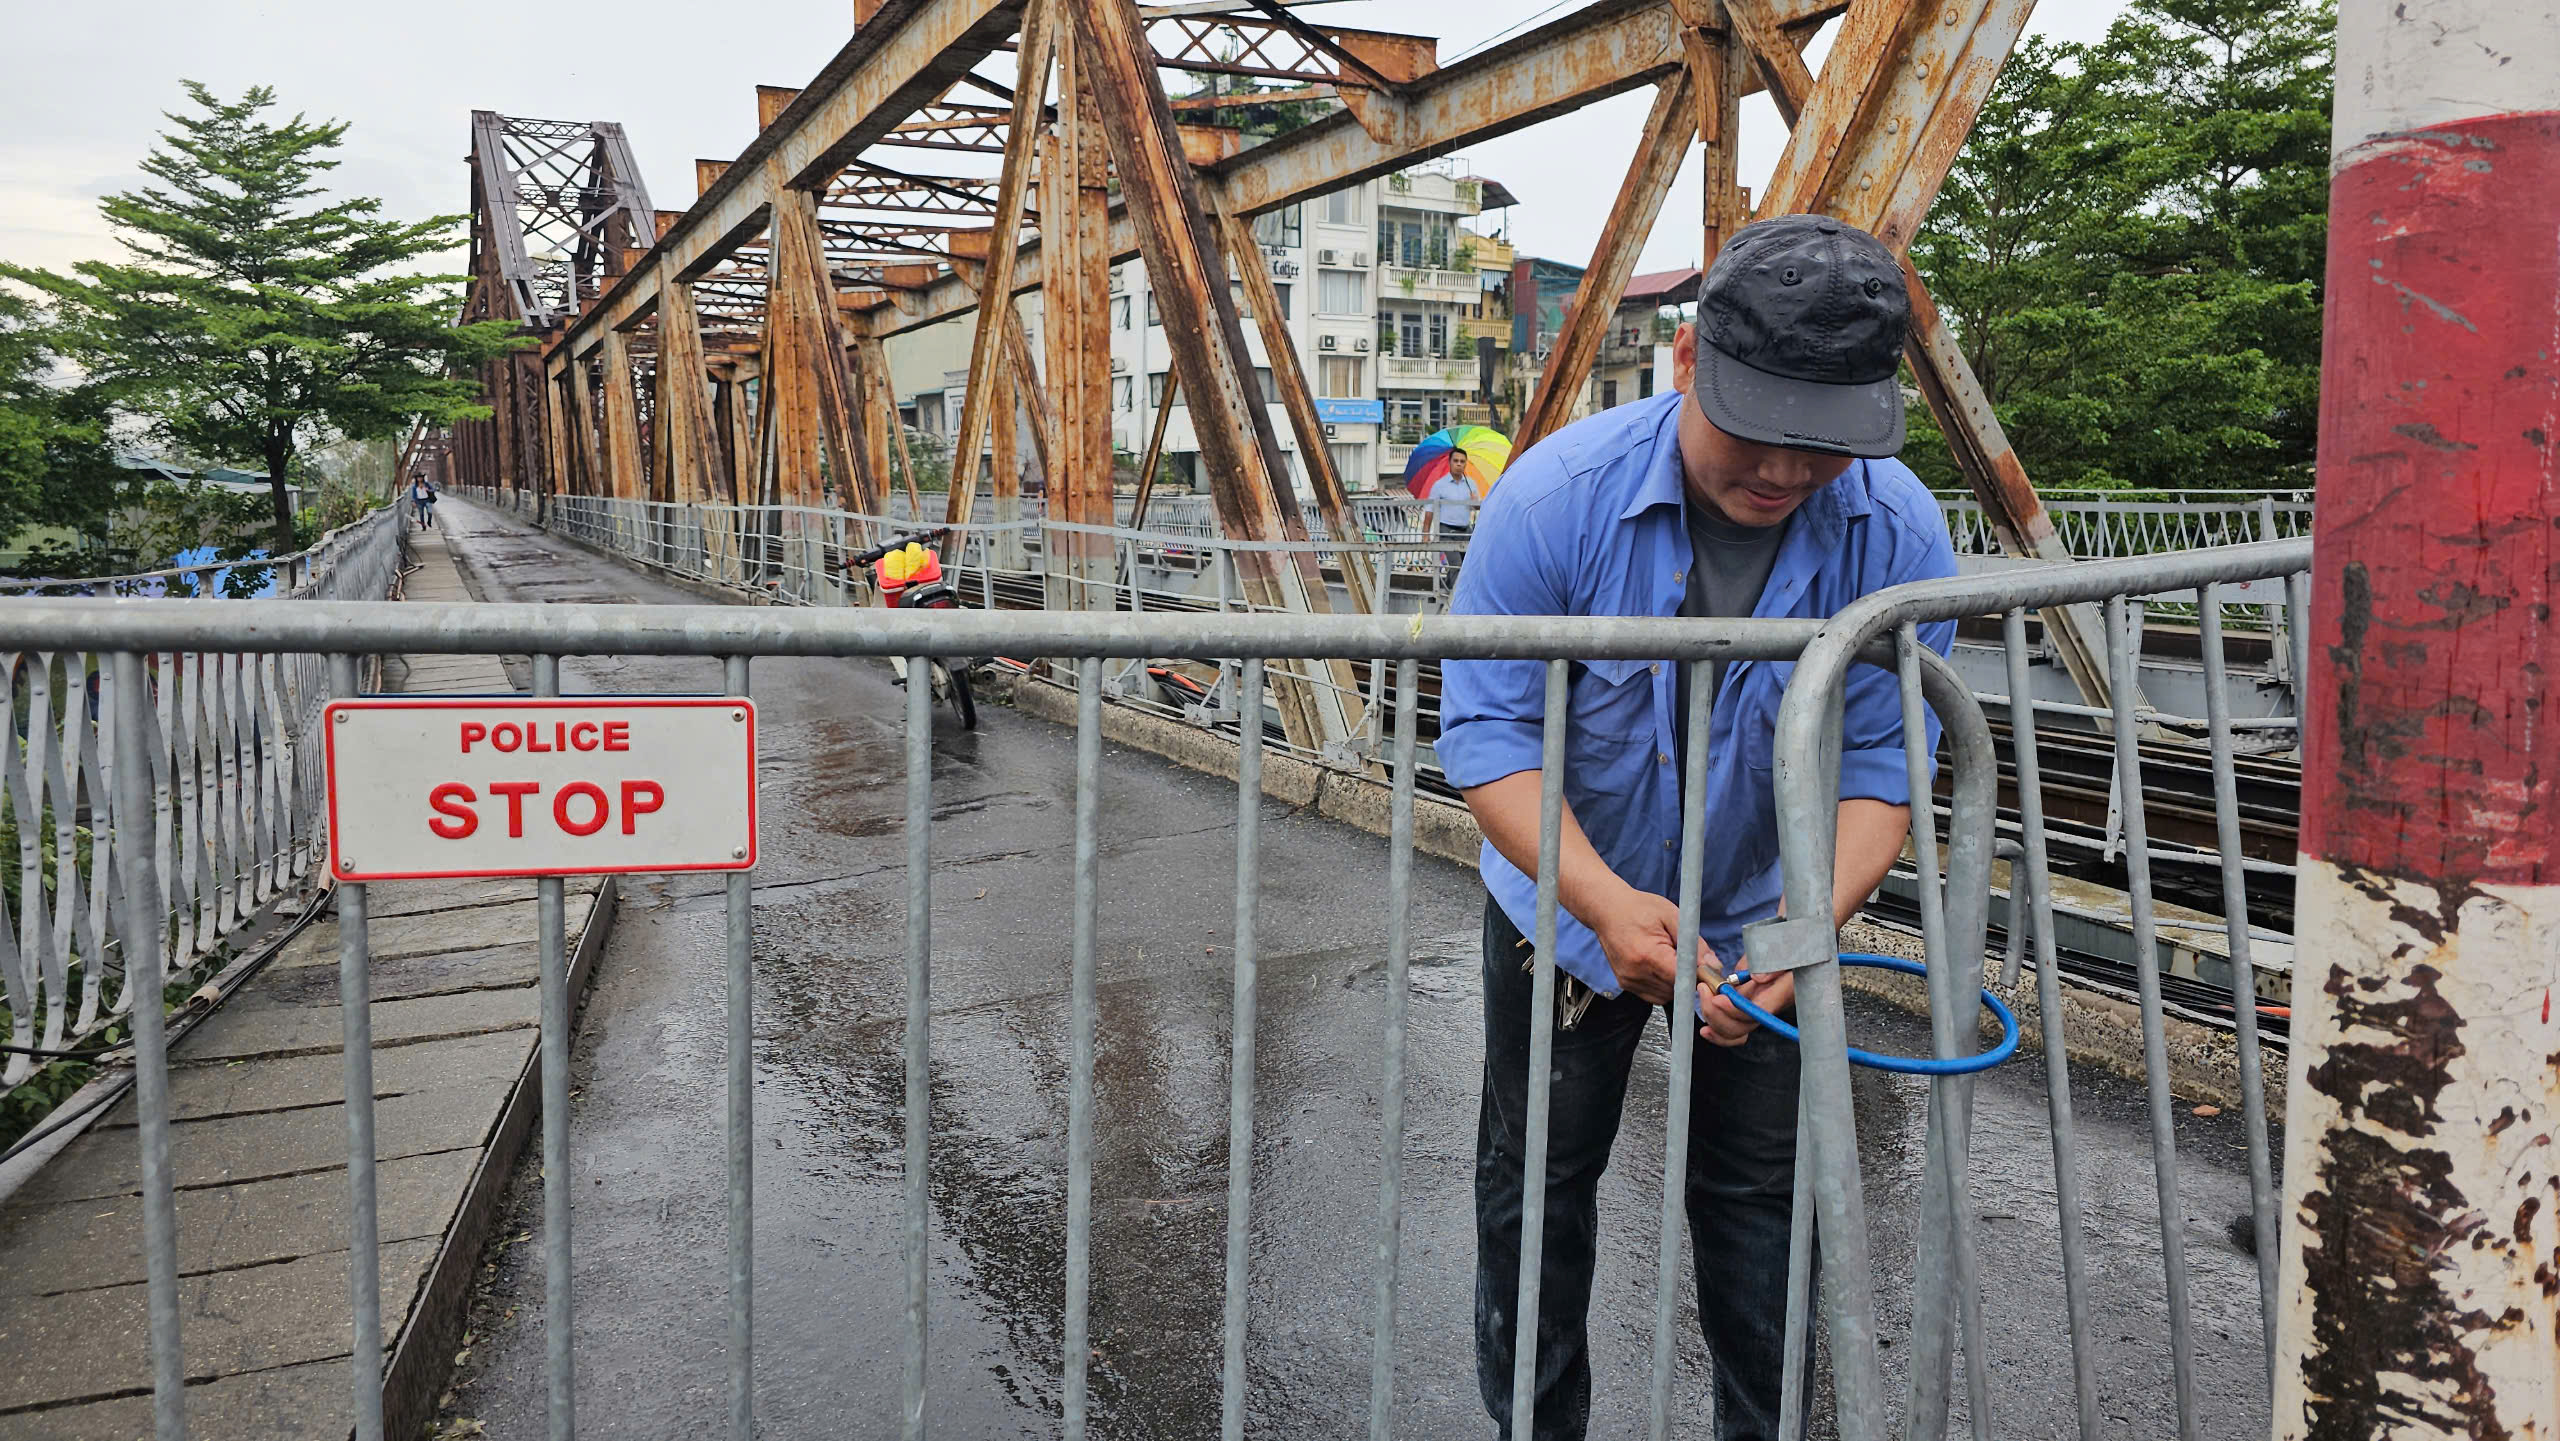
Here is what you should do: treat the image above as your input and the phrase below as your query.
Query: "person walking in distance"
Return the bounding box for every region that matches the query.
[410,473,437,530]
[1436,215,1962,1440]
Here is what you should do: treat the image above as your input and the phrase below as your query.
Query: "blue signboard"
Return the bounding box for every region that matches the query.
[1313,397,1385,425]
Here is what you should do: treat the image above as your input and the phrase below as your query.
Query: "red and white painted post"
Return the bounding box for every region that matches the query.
[2277,2,2560,1434]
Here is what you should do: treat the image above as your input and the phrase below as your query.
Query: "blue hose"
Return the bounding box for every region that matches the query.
[1712,952,2020,1076]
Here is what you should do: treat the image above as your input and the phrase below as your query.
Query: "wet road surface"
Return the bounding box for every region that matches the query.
[433,499,2274,1439]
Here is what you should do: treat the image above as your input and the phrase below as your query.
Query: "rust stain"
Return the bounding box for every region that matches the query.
[2299,956,2509,1438]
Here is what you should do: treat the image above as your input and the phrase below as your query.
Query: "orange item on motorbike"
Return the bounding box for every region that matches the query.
[874,541,943,601]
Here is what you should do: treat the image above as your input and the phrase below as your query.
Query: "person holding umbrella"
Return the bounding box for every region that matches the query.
[1404,423,1512,571]
[1435,215,1961,1440]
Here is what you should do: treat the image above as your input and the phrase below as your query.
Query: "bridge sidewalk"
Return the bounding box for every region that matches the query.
[0,508,617,1439]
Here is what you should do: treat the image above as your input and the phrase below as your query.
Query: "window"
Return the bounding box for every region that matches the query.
[1251,205,1302,249]
[1321,188,1360,226]
[1397,312,1423,358]
[1601,379,1620,410]
[1146,292,1160,327]
[1268,282,1290,320]
[1113,376,1133,411]
[1393,398,1426,440]
[1253,367,1276,403]
[1401,222,1424,269]
[1427,396,1449,429]
[1317,269,1366,315]
[1318,355,1363,398]
[1113,295,1131,330]
[1327,442,1367,484]
[1427,314,1448,357]
[1149,372,1168,407]
[1638,367,1655,400]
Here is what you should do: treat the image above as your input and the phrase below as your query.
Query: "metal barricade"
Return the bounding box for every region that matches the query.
[1765,536,2310,1441]
[0,530,2311,1440]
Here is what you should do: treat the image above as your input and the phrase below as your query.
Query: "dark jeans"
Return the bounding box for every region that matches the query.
[1474,894,1810,1440]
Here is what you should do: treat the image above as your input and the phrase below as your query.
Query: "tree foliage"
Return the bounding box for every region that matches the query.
[0,293,128,557]
[1903,0,2333,494]
[2,82,524,550]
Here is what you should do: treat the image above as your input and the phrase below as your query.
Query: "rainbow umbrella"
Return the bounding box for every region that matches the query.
[1401,425,1512,500]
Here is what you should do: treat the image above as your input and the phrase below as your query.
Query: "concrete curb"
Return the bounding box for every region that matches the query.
[381,876,616,1441]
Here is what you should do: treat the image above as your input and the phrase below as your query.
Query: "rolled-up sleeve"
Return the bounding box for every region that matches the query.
[1436,487,1566,790]
[1835,516,1963,805]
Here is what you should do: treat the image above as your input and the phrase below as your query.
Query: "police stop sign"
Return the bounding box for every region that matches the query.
[323,697,758,881]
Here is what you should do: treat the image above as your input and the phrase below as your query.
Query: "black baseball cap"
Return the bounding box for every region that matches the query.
[1694,214,1911,459]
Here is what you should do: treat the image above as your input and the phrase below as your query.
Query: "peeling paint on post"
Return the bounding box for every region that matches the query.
[2276,2,2560,1436]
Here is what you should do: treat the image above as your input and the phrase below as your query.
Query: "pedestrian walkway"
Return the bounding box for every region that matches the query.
[0,503,616,1439]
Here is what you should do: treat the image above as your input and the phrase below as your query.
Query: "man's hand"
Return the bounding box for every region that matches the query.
[1700,968,1793,1047]
[1591,887,1685,1006]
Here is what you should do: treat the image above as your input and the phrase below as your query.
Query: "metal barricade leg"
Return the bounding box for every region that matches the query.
[1367,659,1418,1440]
[2001,609,2100,1441]
[2196,586,2280,1371]
[724,655,755,1441]
[114,650,188,1441]
[903,652,933,1440]
[1648,658,1713,1441]
[1896,636,1997,1441]
[2107,596,2201,1441]
[1062,660,1103,1441]
[1507,660,1568,1433]
[1219,660,1265,1441]
[329,652,386,1441]
[534,652,575,1441]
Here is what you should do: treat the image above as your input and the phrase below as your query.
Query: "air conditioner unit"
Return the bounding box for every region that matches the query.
[1317,248,1340,267]
[1353,250,1370,268]
[1318,334,1338,351]
[1354,336,1371,353]
[1323,424,1338,439]
[1110,355,1127,373]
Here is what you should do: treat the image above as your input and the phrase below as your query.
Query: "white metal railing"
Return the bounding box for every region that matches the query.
[1,506,406,1094]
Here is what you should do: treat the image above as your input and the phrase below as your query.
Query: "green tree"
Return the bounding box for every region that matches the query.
[1904,0,2332,494]
[0,292,129,563]
[3,82,523,552]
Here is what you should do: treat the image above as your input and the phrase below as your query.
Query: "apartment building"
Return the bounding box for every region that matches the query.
[1111,164,1508,495]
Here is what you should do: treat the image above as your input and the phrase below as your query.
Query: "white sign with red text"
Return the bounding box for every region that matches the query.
[323,697,758,881]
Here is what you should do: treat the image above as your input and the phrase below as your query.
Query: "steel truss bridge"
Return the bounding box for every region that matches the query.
[426,0,2146,764]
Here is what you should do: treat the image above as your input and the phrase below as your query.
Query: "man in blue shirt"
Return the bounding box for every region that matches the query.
[1438,215,1959,1440]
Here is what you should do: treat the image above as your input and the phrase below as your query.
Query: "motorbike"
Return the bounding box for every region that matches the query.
[848,529,977,731]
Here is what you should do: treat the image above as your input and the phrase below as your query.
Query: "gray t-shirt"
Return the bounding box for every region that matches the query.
[1674,500,1789,757]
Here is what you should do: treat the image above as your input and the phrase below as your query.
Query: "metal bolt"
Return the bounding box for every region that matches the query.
[335,711,347,723]
[733,710,745,722]
[731,846,747,859]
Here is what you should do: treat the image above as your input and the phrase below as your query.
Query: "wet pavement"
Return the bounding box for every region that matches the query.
[433,498,2275,1440]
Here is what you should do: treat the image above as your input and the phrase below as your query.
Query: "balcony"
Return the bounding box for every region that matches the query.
[1379,353,1479,390]
[1457,313,1510,347]
[1379,265,1481,306]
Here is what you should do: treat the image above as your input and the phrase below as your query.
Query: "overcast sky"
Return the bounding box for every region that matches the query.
[0,1,2130,282]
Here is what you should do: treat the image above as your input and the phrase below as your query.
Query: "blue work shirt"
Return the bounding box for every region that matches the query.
[1437,389,1960,997]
